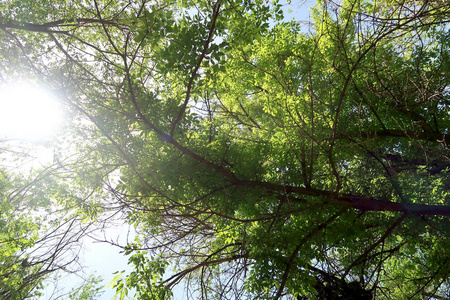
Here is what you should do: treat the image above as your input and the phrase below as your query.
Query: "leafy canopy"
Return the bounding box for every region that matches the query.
[0,0,449,299]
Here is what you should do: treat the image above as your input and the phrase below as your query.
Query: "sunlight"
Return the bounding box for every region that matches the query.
[0,83,63,141]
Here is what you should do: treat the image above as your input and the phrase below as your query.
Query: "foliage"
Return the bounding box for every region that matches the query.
[0,148,88,299]
[0,0,450,299]
[0,169,43,299]
[68,274,105,300]
[110,243,171,300]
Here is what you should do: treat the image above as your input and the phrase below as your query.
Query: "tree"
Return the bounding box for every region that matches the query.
[0,0,449,299]
[67,274,104,300]
[0,144,91,299]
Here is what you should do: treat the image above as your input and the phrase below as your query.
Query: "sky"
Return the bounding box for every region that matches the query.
[0,0,316,299]
[283,0,316,27]
[0,83,63,143]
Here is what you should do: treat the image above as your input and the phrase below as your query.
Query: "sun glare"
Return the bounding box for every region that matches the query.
[0,83,63,141]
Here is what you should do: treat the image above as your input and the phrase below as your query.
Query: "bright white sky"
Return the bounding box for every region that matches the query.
[0,82,63,142]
